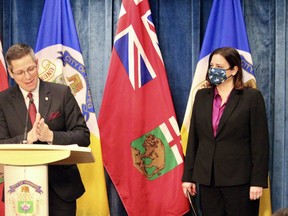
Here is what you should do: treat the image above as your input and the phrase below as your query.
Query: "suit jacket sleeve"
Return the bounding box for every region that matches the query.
[0,87,27,144]
[0,107,24,144]
[48,85,90,147]
[182,90,200,182]
[249,90,269,187]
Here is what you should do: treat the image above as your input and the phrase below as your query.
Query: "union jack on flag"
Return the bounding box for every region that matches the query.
[113,0,163,90]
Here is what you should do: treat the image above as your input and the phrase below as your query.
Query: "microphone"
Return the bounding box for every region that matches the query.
[22,96,32,144]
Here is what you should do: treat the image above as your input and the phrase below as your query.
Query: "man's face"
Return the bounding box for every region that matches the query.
[9,55,39,92]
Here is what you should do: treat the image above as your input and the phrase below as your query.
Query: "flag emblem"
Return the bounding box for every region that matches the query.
[131,116,183,180]
[37,46,94,122]
[132,133,165,179]
[240,55,256,88]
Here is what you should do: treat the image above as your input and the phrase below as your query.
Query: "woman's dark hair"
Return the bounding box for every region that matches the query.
[206,47,244,89]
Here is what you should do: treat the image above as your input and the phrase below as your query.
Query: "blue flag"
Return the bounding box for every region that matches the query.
[180,0,271,215]
[35,1,80,52]
[199,0,250,58]
[181,0,256,153]
[35,0,109,215]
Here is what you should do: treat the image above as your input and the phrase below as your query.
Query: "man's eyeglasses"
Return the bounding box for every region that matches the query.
[11,65,37,77]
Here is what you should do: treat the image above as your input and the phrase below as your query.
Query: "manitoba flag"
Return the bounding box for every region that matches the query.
[0,41,8,91]
[98,0,189,215]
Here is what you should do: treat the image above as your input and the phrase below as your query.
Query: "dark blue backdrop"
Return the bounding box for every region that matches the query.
[1,0,287,214]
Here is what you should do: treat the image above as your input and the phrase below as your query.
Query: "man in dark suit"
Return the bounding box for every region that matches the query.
[0,43,90,215]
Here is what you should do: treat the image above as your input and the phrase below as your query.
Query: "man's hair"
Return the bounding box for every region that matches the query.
[273,208,288,216]
[5,43,36,68]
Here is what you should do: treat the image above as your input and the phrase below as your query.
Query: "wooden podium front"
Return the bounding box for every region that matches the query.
[0,144,94,216]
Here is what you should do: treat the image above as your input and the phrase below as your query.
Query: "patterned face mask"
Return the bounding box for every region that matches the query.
[208,68,232,85]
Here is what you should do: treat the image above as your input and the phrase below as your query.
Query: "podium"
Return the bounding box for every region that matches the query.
[0,144,94,216]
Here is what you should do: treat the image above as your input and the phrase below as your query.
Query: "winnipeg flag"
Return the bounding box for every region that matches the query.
[35,0,109,215]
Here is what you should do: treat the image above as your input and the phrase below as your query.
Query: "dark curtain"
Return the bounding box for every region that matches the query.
[0,0,287,214]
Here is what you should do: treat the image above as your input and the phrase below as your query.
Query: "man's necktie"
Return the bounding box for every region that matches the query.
[27,92,37,124]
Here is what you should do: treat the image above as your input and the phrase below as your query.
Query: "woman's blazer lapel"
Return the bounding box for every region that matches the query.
[216,90,240,136]
[203,88,215,137]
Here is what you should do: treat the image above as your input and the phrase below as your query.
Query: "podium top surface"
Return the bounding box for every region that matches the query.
[0,144,95,166]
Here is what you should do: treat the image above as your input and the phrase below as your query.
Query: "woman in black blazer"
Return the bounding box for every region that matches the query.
[182,47,269,216]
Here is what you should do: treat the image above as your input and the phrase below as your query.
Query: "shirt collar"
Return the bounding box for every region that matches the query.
[213,87,220,99]
[19,78,40,99]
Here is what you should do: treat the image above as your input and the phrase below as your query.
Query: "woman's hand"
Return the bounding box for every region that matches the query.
[182,182,197,196]
[250,186,263,200]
